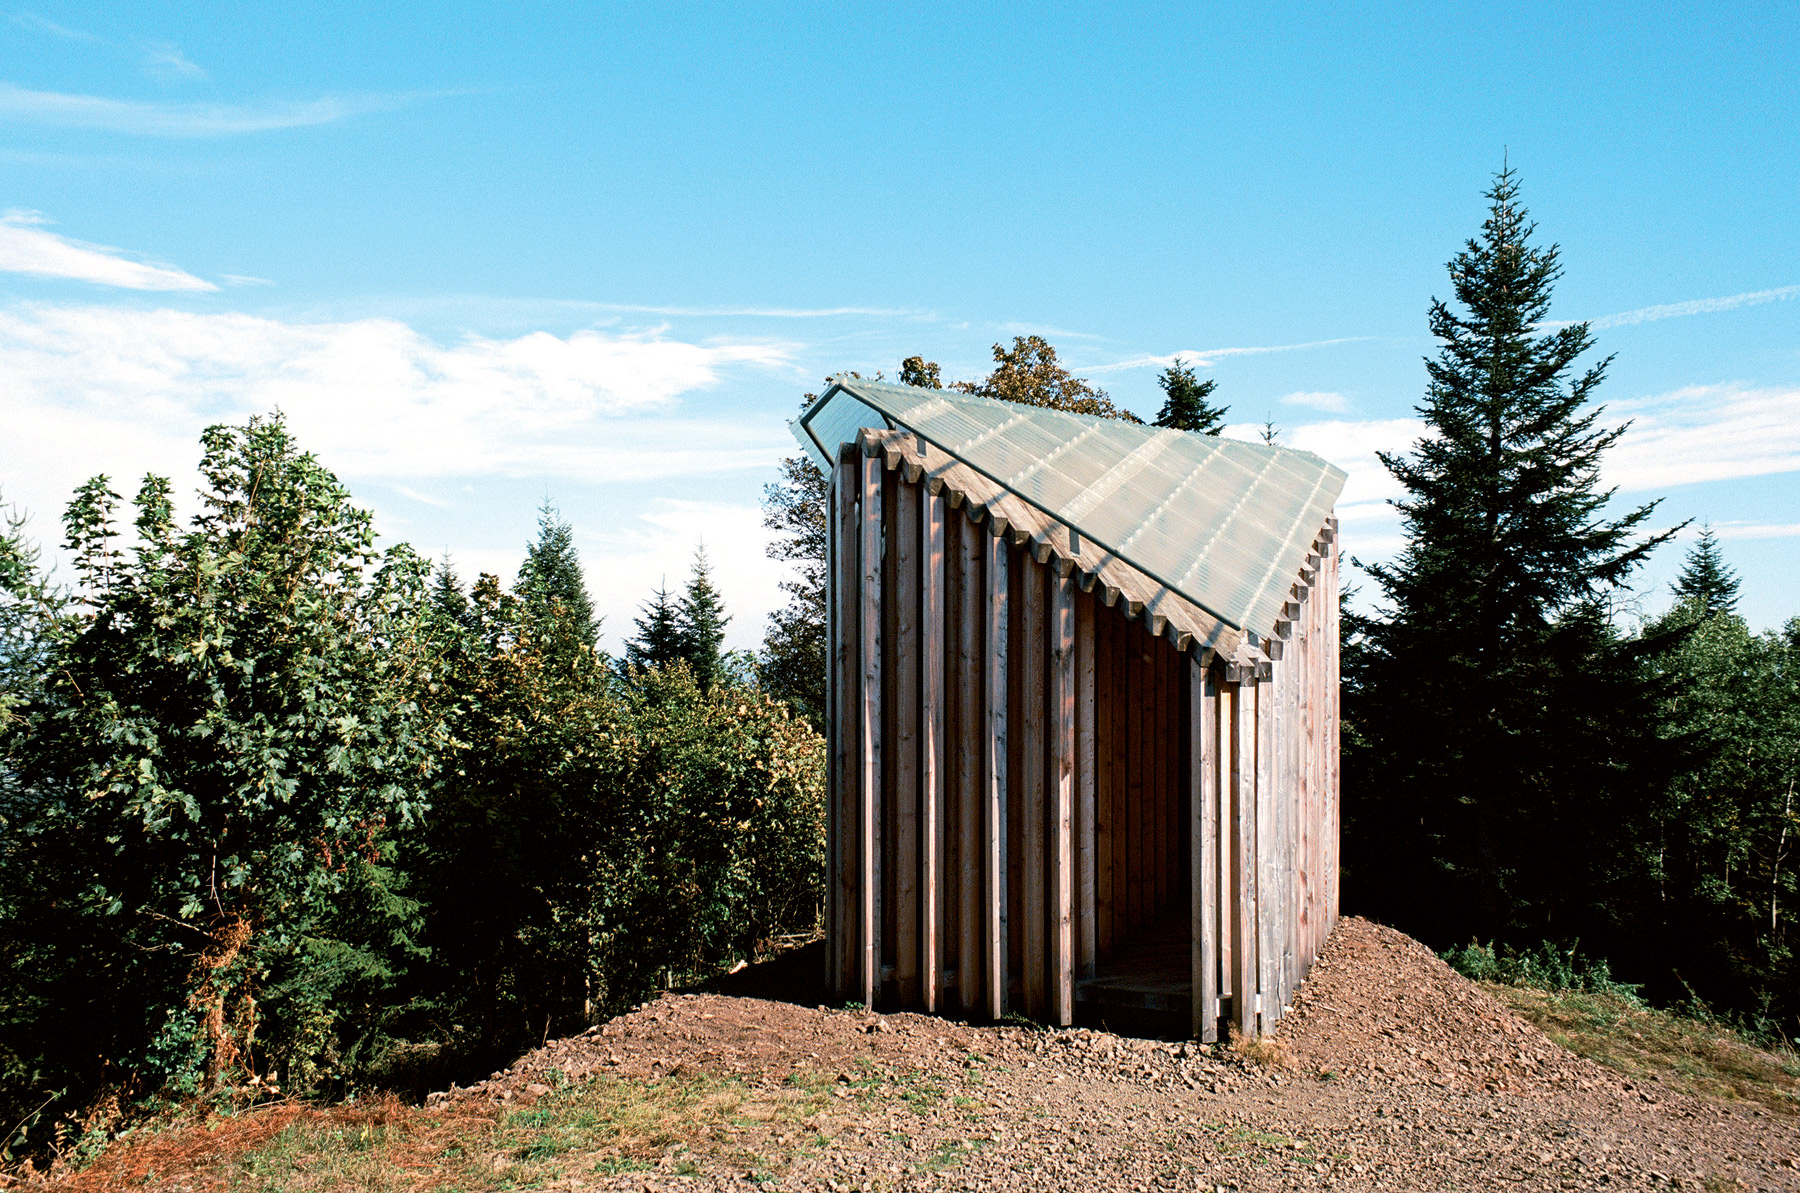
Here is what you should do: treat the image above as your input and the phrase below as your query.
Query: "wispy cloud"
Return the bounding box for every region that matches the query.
[1280,390,1351,413]
[1543,285,1800,331]
[141,41,205,81]
[591,301,929,319]
[12,12,97,41]
[0,210,214,290]
[0,82,399,136]
[1607,384,1800,490]
[220,273,274,287]
[1083,337,1370,374]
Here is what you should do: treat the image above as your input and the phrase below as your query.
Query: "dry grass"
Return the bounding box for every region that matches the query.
[1227,1026,1291,1070]
[1481,981,1800,1118]
[43,1073,834,1192]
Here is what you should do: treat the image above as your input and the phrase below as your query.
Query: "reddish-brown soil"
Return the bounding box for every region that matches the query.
[40,917,1800,1190]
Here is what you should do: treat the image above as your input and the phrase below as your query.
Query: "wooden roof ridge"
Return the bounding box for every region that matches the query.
[857,427,1249,660]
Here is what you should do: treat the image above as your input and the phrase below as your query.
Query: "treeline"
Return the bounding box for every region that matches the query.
[0,417,822,1158]
[1344,168,1799,1039]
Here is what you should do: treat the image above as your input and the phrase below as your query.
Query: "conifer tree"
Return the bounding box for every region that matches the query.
[677,546,730,691]
[626,581,684,672]
[1670,525,1739,616]
[1152,357,1227,434]
[1346,166,1680,945]
[516,500,598,649]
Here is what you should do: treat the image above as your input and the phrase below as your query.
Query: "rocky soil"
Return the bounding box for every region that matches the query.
[430,917,1799,1191]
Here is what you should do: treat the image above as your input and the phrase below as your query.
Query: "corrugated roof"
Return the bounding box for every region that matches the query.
[794,378,1346,637]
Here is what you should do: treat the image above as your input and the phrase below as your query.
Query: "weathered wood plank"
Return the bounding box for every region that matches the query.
[983,528,1009,1020]
[1234,678,1258,1039]
[1020,556,1049,1020]
[858,451,884,1008]
[1095,606,1114,957]
[1152,637,1168,915]
[921,485,946,1012]
[955,511,984,1015]
[1325,520,1341,938]
[1256,657,1277,1030]
[894,478,921,1008]
[1050,572,1077,1025]
[1075,588,1097,979]
[1193,654,1220,1042]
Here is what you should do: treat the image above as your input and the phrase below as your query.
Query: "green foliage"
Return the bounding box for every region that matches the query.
[898,356,942,389]
[0,415,446,1151]
[676,547,730,693]
[953,335,1139,422]
[627,582,685,673]
[1345,166,1682,950]
[1151,357,1226,434]
[1671,526,1740,616]
[1441,940,1645,1003]
[516,500,600,649]
[759,453,827,729]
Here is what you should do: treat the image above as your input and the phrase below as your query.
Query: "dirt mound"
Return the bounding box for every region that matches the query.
[1280,917,1622,1097]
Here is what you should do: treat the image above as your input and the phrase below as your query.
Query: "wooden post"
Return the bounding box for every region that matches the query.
[1075,589,1097,979]
[1095,608,1114,959]
[1050,572,1076,1025]
[983,529,1009,1021]
[1193,654,1219,1042]
[921,486,946,1012]
[1269,638,1288,1018]
[1325,520,1341,937]
[1256,659,1277,1030]
[893,479,921,1008]
[1152,638,1169,915]
[1234,678,1258,1039]
[955,513,983,1016]
[858,451,883,1008]
[1020,558,1048,1020]
[1127,634,1146,933]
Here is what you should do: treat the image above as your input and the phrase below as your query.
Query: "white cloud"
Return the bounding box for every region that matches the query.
[142,41,205,80]
[1083,338,1370,374]
[1279,390,1351,413]
[1543,285,1800,332]
[0,211,215,290]
[1607,384,1800,491]
[596,302,927,319]
[0,304,796,495]
[12,13,97,41]
[220,273,274,287]
[0,82,396,136]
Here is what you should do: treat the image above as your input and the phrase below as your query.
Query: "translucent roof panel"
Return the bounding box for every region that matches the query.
[795,379,1347,635]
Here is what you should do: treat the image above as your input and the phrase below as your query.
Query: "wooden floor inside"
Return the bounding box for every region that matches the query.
[1074,913,1191,1037]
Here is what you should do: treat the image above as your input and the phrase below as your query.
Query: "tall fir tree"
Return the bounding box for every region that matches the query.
[516,499,598,649]
[626,581,685,672]
[1345,166,1680,947]
[1152,357,1227,433]
[677,546,730,691]
[1670,525,1739,616]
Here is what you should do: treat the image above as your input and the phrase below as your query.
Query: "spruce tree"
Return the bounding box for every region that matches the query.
[1670,525,1739,616]
[626,581,684,672]
[677,546,730,691]
[516,499,598,648]
[1152,357,1227,434]
[1346,166,1680,946]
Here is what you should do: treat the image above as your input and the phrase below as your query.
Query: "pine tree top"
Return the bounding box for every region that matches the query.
[1152,358,1228,434]
[1671,525,1739,616]
[626,580,684,671]
[678,545,730,689]
[516,499,599,647]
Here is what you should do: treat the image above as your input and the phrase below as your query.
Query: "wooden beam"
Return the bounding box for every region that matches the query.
[983,528,1009,1021]
[954,510,983,1017]
[1193,654,1219,1042]
[1075,588,1097,980]
[1020,556,1048,1020]
[1110,609,1128,946]
[921,485,946,1012]
[858,451,883,1008]
[1257,658,1277,1030]
[1152,636,1168,916]
[1234,678,1258,1039]
[1050,571,1076,1025]
[1094,606,1114,959]
[894,478,921,1009]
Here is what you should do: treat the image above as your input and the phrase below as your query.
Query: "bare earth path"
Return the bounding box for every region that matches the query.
[417,918,1796,1192]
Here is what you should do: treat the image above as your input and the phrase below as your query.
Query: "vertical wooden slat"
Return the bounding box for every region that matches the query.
[1193,654,1219,1042]
[921,486,946,1012]
[1020,557,1048,1019]
[1270,638,1288,1017]
[1296,586,1312,971]
[1234,678,1258,1039]
[1152,639,1168,915]
[955,514,983,1015]
[1050,572,1076,1025]
[983,529,1009,1020]
[1217,680,1235,1008]
[1256,660,1277,1030]
[1326,520,1341,937]
[1128,633,1146,932]
[893,479,920,1008]
[1095,608,1114,958]
[857,452,883,1008]
[1075,589,1097,979]
[1109,615,1126,946]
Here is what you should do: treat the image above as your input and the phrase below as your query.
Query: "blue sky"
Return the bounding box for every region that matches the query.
[2,3,1797,647]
